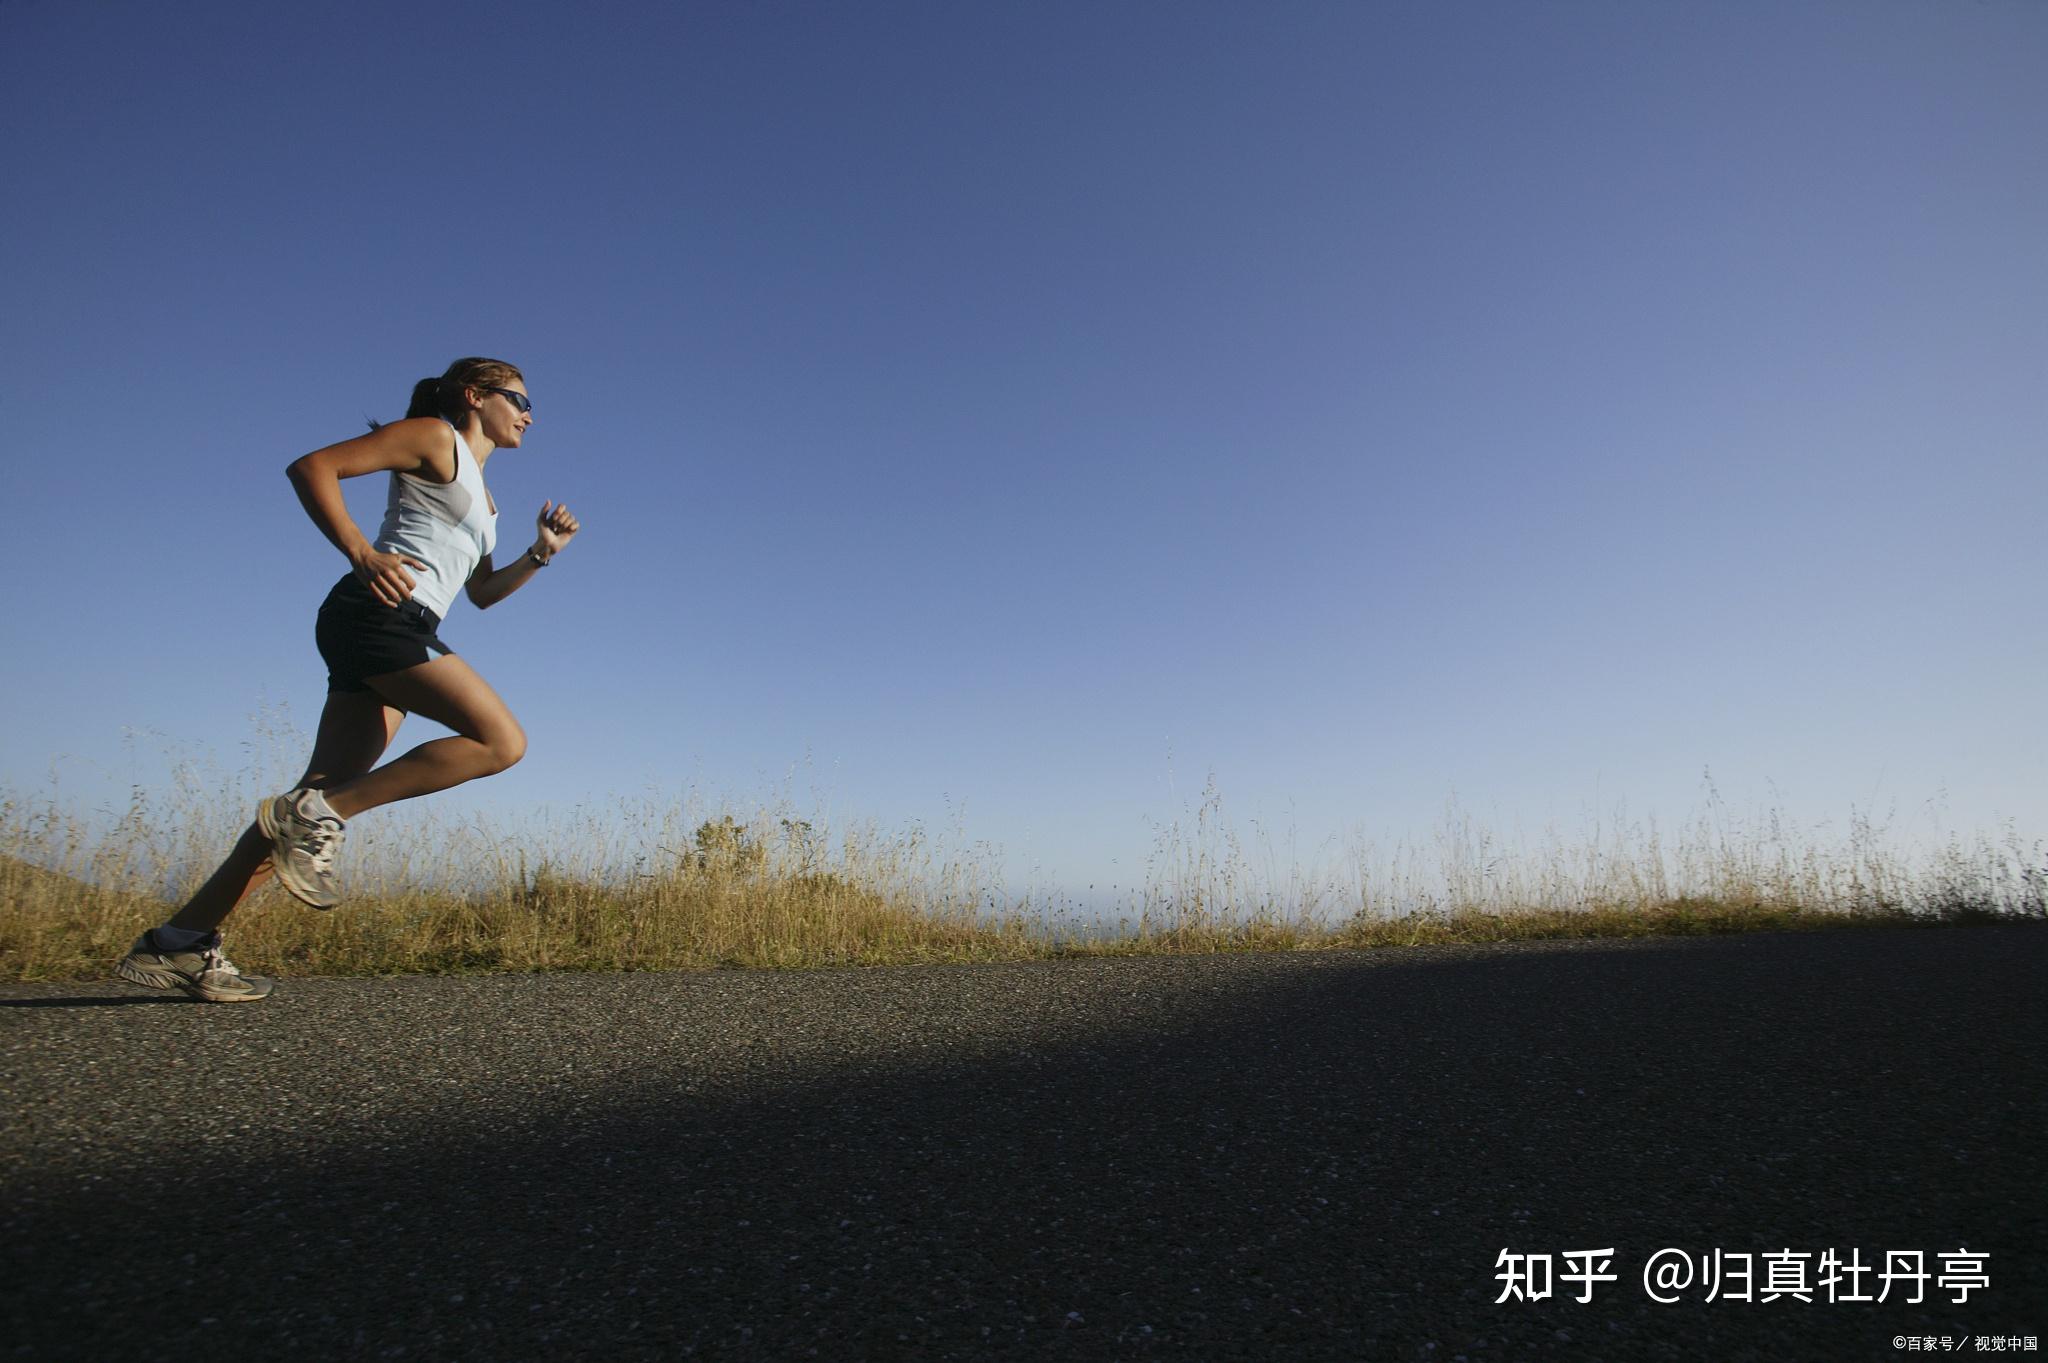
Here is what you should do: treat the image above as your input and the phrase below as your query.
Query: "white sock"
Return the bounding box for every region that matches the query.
[299,788,342,823]
[153,925,209,950]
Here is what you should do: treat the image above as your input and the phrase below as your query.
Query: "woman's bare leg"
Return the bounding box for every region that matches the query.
[167,690,404,933]
[318,654,525,820]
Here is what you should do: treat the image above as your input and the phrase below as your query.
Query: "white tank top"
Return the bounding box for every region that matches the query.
[373,421,499,618]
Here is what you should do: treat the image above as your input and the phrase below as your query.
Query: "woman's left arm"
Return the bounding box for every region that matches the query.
[467,501,581,610]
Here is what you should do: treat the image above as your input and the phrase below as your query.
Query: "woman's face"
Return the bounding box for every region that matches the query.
[473,379,533,448]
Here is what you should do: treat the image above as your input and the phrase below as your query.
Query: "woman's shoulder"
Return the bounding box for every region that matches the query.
[384,417,460,484]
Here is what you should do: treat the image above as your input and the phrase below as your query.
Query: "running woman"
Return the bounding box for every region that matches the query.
[117,357,579,1002]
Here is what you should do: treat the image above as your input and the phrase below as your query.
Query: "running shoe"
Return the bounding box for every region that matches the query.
[257,787,346,909]
[115,929,273,1003]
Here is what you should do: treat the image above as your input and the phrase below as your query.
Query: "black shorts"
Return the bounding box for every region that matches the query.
[315,574,454,693]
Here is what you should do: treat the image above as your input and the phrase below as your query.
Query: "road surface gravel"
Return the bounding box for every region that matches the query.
[2,924,2042,1361]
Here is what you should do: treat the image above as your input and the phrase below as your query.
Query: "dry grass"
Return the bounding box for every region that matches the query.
[2,761,2042,984]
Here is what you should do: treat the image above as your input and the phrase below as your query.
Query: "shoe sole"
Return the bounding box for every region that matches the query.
[184,983,270,1003]
[256,796,341,910]
[113,957,269,1002]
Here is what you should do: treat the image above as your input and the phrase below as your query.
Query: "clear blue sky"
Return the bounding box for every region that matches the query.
[3,1,2043,903]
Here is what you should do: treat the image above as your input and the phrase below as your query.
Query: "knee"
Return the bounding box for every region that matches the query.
[485,724,527,775]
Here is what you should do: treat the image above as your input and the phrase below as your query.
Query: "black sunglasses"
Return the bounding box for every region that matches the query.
[483,386,533,415]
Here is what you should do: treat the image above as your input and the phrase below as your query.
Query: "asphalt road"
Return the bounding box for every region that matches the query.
[3,925,2042,1362]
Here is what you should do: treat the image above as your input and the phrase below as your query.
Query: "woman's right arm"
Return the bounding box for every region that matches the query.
[285,418,454,608]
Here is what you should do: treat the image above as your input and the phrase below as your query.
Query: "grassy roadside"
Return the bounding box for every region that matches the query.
[3,850,2038,985]
[4,775,2043,983]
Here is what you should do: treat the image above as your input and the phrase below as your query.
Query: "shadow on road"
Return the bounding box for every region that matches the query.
[0,993,191,1009]
[4,925,2043,1360]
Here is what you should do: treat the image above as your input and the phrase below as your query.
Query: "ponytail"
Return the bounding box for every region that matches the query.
[405,376,450,419]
